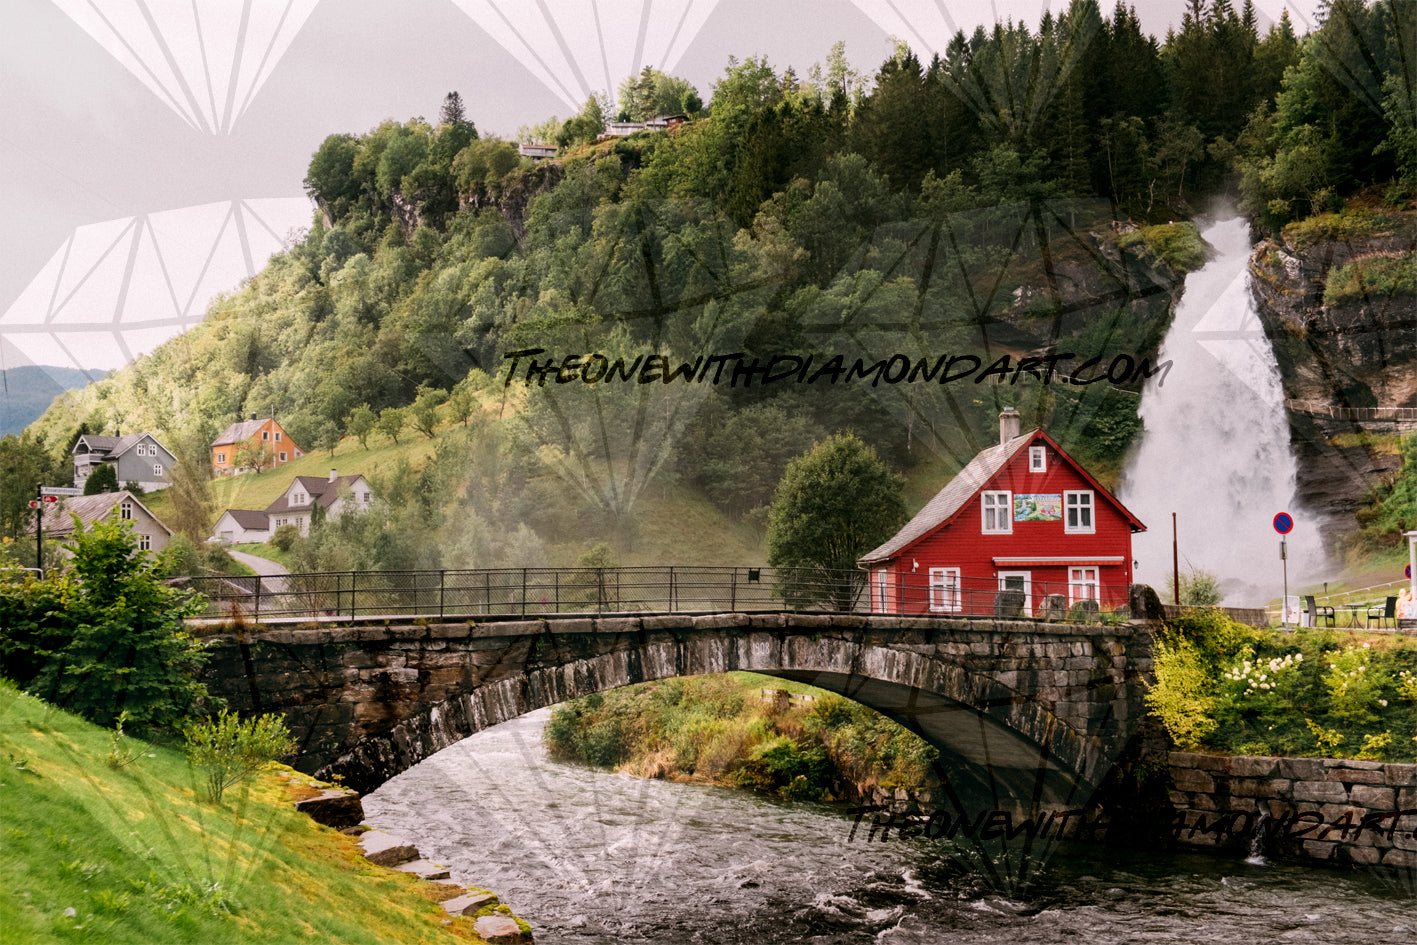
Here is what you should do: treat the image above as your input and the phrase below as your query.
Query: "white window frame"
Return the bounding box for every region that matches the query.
[929,567,961,613]
[998,571,1032,614]
[262,430,270,441]
[139,534,151,551]
[981,491,1012,534]
[1069,566,1100,604]
[1065,490,1094,534]
[279,451,288,462]
[217,452,226,464]
[120,501,133,520]
[1029,446,1046,472]
[153,463,163,477]
[292,491,305,505]
[275,431,282,442]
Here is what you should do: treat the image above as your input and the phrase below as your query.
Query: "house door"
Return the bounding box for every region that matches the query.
[998,571,1032,615]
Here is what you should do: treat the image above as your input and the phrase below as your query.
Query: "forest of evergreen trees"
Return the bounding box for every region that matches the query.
[5,0,1412,571]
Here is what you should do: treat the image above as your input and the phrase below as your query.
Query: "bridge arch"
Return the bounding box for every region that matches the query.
[198,613,1150,806]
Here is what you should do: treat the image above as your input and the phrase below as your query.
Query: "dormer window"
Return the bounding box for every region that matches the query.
[1029,446,1046,472]
[292,492,305,505]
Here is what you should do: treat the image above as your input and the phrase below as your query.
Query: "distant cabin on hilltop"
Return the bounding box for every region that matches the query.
[858,408,1145,618]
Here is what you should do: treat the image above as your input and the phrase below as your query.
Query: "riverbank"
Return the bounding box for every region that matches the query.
[542,671,940,805]
[0,680,526,943]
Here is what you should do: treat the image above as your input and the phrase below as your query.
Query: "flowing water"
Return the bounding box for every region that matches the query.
[1119,216,1326,606]
[363,710,1415,944]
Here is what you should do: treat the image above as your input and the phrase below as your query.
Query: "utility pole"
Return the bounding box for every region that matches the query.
[1172,512,1179,606]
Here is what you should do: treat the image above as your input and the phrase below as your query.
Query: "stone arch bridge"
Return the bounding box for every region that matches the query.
[199,611,1155,808]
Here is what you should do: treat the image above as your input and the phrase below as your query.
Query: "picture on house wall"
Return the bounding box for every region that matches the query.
[1013,494,1062,522]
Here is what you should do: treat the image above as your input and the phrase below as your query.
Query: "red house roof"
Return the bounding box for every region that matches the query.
[858,427,1145,567]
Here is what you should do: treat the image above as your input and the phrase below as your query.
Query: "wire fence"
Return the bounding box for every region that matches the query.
[179,566,1147,624]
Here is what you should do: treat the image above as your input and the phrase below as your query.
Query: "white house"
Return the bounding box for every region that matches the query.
[211,509,272,544]
[212,469,375,543]
[264,469,374,537]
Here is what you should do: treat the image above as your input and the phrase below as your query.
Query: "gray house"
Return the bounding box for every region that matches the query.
[72,432,177,492]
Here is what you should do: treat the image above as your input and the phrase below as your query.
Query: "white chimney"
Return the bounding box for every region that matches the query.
[329,468,337,482]
[999,407,1021,445]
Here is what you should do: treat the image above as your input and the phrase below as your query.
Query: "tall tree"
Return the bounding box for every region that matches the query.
[766,433,906,609]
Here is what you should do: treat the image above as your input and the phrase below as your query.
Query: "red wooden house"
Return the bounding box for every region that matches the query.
[858,408,1145,617]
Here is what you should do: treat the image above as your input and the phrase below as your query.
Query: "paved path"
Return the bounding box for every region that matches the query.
[228,549,289,577]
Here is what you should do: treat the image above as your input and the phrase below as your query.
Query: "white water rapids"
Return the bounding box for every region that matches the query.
[1120,216,1327,606]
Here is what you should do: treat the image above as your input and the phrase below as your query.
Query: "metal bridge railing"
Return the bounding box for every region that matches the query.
[180,566,1141,625]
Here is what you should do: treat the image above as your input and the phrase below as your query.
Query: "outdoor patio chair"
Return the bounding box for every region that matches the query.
[1306,595,1335,627]
[1367,596,1397,629]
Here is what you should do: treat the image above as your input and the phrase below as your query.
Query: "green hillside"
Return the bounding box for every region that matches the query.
[0,680,516,944]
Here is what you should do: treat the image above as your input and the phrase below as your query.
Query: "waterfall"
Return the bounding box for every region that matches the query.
[1119,217,1326,607]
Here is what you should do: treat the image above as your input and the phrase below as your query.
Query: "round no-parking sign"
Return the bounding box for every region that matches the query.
[1273,512,1293,534]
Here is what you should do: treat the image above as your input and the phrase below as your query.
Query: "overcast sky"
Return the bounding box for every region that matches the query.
[0,0,1313,373]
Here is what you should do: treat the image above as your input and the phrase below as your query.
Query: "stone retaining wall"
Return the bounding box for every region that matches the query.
[1167,751,1416,870]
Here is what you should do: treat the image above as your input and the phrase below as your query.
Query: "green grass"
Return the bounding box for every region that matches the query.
[1282,207,1408,252]
[1323,251,1417,306]
[1119,222,1207,273]
[0,680,507,944]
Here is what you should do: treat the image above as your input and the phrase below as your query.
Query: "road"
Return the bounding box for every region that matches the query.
[227,549,289,578]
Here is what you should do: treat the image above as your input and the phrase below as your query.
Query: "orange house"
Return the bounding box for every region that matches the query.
[211,414,304,476]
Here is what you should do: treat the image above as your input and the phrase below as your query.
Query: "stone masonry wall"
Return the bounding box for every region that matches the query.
[196,613,1151,795]
[1167,751,1416,870]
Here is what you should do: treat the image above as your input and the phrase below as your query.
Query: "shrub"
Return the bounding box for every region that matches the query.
[1144,635,1218,751]
[1165,566,1223,607]
[1,518,208,731]
[184,710,296,805]
[270,523,301,552]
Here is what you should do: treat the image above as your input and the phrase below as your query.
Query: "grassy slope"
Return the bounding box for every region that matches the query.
[144,396,772,568]
[0,682,510,945]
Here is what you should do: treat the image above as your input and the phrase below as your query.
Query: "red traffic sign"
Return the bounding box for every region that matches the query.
[1273,512,1293,534]
[28,500,39,509]
[42,495,58,503]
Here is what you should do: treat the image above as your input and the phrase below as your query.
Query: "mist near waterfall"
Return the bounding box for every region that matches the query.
[1120,216,1327,607]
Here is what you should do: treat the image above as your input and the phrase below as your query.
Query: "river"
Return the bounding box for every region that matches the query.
[363,710,1415,944]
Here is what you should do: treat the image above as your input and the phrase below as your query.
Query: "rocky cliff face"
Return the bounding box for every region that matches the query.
[1248,210,1417,542]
